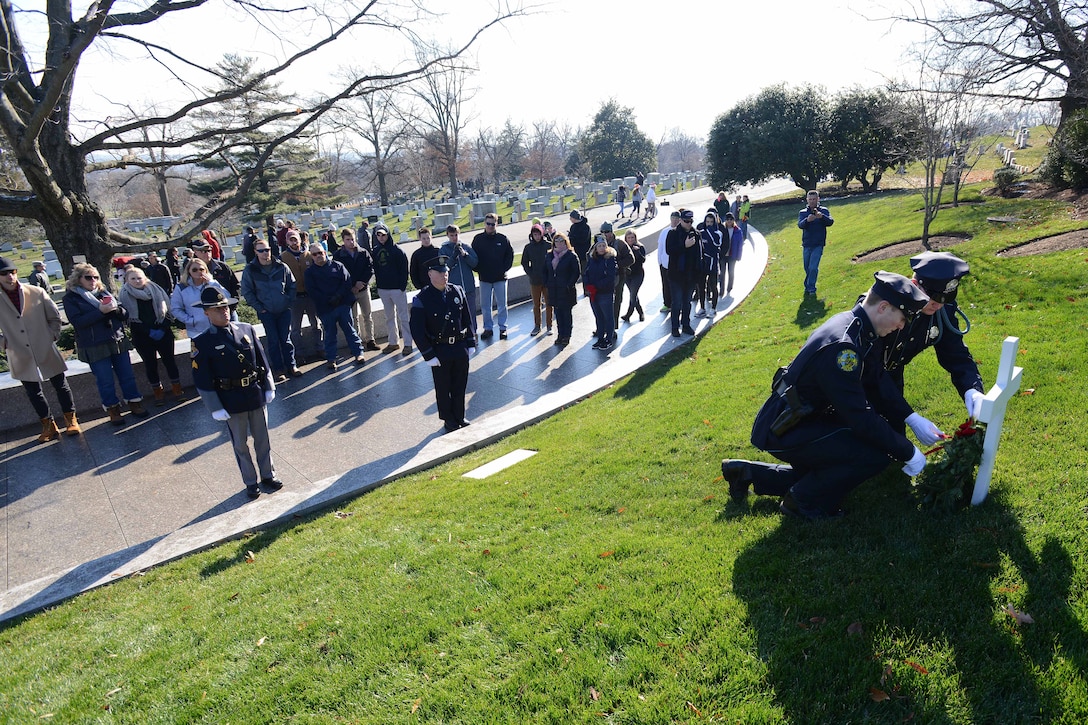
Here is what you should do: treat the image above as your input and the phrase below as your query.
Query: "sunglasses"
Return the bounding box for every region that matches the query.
[83,275,100,280]
[255,248,271,254]
[312,251,327,257]
[485,222,496,227]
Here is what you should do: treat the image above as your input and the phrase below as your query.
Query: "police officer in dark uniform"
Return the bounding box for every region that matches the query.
[409,256,477,434]
[722,272,930,519]
[191,287,283,500]
[885,251,985,420]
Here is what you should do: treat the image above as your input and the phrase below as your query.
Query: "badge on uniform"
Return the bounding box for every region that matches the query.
[836,349,859,372]
[928,325,940,342]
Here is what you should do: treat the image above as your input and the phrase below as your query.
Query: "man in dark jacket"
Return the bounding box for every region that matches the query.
[722,272,930,519]
[567,210,592,294]
[241,239,299,381]
[798,190,834,296]
[371,223,413,354]
[520,223,552,336]
[471,212,514,340]
[304,243,365,371]
[145,252,174,295]
[333,228,379,352]
[665,209,701,337]
[409,227,442,291]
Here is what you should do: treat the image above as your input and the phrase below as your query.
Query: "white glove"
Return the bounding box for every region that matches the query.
[902,446,927,477]
[965,389,983,420]
[264,389,276,404]
[211,409,230,421]
[906,412,945,447]
[427,357,441,368]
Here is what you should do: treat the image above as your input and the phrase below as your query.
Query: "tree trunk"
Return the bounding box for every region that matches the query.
[156,172,173,217]
[377,166,390,207]
[40,199,115,292]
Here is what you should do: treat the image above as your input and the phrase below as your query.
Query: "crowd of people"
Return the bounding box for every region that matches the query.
[1,190,986,515]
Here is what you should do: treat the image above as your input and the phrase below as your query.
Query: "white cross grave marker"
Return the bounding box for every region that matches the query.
[971,336,1023,505]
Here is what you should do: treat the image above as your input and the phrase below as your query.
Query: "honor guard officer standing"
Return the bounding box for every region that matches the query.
[722,272,931,520]
[409,256,477,434]
[885,251,985,420]
[191,287,284,500]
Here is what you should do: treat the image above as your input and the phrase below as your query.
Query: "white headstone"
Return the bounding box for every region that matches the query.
[972,336,1024,505]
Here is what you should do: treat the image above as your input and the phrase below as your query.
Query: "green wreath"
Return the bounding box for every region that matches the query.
[913,419,986,513]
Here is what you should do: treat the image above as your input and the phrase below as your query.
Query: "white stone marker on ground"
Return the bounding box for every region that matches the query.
[972,336,1023,505]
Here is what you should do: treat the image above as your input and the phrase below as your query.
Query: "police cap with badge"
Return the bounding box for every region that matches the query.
[193,286,237,309]
[910,251,970,304]
[871,270,929,321]
[427,255,450,274]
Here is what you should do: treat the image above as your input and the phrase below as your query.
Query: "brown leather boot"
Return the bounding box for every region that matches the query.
[63,411,82,436]
[128,399,149,418]
[153,385,166,406]
[107,405,125,425]
[38,417,60,443]
[171,382,185,400]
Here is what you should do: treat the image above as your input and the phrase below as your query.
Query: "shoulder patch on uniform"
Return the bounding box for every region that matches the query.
[836,349,859,372]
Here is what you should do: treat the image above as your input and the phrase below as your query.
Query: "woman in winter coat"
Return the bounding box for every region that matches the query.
[583,238,618,350]
[542,233,581,347]
[697,211,723,317]
[169,258,228,339]
[120,266,184,404]
[63,263,147,425]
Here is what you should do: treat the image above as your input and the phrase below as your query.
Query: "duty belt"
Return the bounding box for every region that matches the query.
[437,335,462,345]
[213,372,260,390]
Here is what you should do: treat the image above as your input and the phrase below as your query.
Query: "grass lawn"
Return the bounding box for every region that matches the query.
[2,184,1087,724]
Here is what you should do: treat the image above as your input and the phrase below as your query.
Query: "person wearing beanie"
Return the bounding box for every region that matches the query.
[371,223,413,354]
[521,224,553,336]
[567,210,592,292]
[0,255,82,440]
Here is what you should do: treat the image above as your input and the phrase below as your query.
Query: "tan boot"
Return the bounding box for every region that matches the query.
[38,417,60,443]
[128,399,149,418]
[171,382,185,400]
[107,404,125,425]
[63,411,82,436]
[153,385,166,406]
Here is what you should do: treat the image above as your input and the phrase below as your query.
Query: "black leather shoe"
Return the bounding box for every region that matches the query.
[682,326,696,335]
[721,459,751,503]
[443,420,460,433]
[260,478,284,492]
[245,483,261,500]
[457,419,471,429]
[499,330,508,340]
[480,329,494,340]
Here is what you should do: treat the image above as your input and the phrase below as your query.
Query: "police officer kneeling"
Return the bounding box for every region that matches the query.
[722,272,930,519]
[409,256,477,433]
[191,287,283,499]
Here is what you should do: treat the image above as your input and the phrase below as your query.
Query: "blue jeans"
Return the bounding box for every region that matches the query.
[669,280,694,332]
[259,309,296,371]
[802,245,824,294]
[591,291,615,343]
[89,352,142,407]
[319,304,363,361]
[478,280,508,331]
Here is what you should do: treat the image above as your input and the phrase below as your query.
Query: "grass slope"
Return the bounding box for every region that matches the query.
[2,185,1087,724]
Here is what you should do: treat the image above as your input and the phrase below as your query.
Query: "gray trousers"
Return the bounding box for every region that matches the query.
[226,407,274,486]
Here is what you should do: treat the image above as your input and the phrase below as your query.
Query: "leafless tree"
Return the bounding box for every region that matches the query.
[409,54,477,199]
[475,120,525,193]
[887,0,1088,132]
[328,89,412,206]
[893,45,990,245]
[656,128,705,174]
[525,120,564,185]
[0,0,521,282]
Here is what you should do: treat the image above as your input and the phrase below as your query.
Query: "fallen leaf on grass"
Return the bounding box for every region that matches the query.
[1020,388,1035,396]
[703,494,716,502]
[703,419,712,426]
[905,659,928,675]
[1004,604,1034,624]
[870,687,890,702]
[590,687,600,701]
[599,551,613,558]
[616,507,626,514]
[847,622,864,636]
[411,698,421,714]
[334,511,353,519]
[257,636,267,647]
[245,550,256,564]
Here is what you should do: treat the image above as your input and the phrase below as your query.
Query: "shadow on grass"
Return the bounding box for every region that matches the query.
[732,475,1088,722]
[794,295,829,329]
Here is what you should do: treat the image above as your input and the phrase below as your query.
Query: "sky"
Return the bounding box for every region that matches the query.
[58,0,926,144]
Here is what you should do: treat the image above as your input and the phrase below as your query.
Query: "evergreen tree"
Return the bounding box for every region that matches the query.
[580,101,656,181]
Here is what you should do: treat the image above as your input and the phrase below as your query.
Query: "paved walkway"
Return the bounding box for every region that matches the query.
[0,185,779,622]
